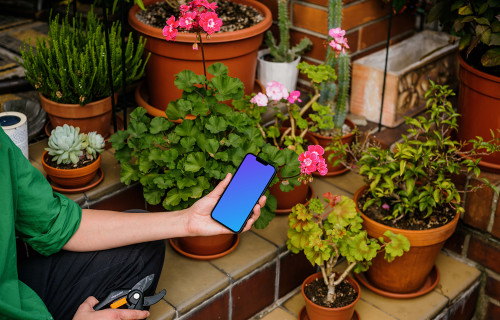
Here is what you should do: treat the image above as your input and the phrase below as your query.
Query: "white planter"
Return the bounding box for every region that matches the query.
[257,49,301,92]
[350,30,459,128]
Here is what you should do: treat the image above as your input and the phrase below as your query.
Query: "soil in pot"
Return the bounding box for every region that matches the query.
[357,190,456,230]
[44,153,98,170]
[135,0,264,31]
[304,278,358,309]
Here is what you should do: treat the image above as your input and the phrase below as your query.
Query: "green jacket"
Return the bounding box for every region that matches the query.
[0,126,81,319]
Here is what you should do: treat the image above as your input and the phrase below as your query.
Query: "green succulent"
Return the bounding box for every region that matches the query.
[46,124,85,165]
[85,131,105,160]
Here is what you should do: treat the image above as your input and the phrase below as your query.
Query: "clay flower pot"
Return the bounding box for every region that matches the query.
[128,0,272,114]
[457,54,500,172]
[41,151,101,188]
[309,118,356,176]
[353,185,459,294]
[40,94,113,137]
[301,272,360,320]
[177,234,235,256]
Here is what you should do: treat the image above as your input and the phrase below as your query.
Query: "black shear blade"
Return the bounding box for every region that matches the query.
[132,274,155,293]
[144,289,166,307]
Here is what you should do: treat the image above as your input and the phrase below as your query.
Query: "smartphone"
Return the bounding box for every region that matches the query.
[211,153,277,233]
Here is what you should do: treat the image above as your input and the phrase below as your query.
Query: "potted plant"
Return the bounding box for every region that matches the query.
[257,0,312,91]
[428,0,500,171]
[330,81,500,295]
[42,124,105,189]
[287,193,409,319]
[20,8,148,137]
[128,0,272,117]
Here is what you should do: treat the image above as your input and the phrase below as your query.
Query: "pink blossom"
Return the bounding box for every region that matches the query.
[287,90,302,104]
[200,0,218,10]
[199,12,222,35]
[317,158,328,176]
[163,16,179,41]
[180,4,190,12]
[328,27,349,56]
[329,27,345,39]
[308,145,324,157]
[266,81,289,101]
[250,92,269,106]
[179,11,198,30]
[382,203,390,210]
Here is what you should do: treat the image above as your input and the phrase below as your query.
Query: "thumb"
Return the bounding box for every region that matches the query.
[210,173,232,198]
[83,296,99,308]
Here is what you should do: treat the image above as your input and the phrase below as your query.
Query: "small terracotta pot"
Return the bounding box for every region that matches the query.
[457,54,500,172]
[301,272,360,320]
[353,185,460,293]
[309,118,356,174]
[42,151,101,188]
[40,94,113,137]
[177,234,234,256]
[128,0,272,112]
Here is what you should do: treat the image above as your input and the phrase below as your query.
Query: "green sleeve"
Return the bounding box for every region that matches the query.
[5,130,82,255]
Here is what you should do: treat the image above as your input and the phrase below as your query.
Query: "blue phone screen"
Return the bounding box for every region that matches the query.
[211,154,276,233]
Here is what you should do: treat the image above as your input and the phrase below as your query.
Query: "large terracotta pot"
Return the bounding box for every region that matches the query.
[128,0,272,114]
[177,234,234,256]
[301,272,360,320]
[353,185,459,293]
[40,94,113,137]
[457,54,500,172]
[309,118,356,175]
[41,151,101,188]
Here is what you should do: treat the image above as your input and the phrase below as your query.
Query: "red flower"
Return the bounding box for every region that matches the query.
[163,16,179,41]
[199,11,222,35]
[179,11,198,30]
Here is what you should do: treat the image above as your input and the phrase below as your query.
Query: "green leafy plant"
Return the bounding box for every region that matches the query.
[20,8,149,105]
[110,63,279,227]
[287,193,409,303]
[330,81,500,223]
[428,0,500,73]
[264,0,312,62]
[46,124,105,165]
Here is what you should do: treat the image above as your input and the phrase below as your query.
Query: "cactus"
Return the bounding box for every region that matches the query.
[264,0,312,62]
[46,125,105,165]
[46,125,85,165]
[320,0,351,129]
[84,132,105,160]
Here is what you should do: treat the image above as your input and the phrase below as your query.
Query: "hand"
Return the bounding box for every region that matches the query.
[186,173,266,236]
[73,296,150,320]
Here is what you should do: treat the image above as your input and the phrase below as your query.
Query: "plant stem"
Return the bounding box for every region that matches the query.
[198,34,207,90]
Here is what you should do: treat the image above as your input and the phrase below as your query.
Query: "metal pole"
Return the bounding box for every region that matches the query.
[377,0,393,132]
[120,0,128,130]
[102,2,118,132]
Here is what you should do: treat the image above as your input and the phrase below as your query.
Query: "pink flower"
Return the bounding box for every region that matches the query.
[250,92,269,106]
[179,11,198,30]
[180,4,190,13]
[163,16,179,41]
[317,158,328,176]
[287,90,302,104]
[382,203,390,210]
[329,27,345,39]
[199,11,222,35]
[266,81,289,101]
[328,27,349,56]
[308,145,324,157]
[200,0,218,10]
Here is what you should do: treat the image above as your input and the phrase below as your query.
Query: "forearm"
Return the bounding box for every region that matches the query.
[63,209,190,251]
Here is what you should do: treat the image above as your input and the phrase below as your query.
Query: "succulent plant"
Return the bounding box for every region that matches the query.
[46,124,105,165]
[84,131,105,160]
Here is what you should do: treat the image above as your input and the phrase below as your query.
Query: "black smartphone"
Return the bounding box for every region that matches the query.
[211,153,277,233]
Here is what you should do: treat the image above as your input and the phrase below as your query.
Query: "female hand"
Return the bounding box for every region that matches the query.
[73,296,149,320]
[185,173,266,236]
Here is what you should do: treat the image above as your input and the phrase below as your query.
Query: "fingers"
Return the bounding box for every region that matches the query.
[84,296,99,308]
[209,173,232,198]
[242,197,265,232]
[114,309,150,319]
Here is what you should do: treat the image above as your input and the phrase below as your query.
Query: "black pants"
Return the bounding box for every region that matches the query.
[17,240,165,320]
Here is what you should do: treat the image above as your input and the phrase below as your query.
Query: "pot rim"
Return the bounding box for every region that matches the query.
[458,53,500,83]
[42,150,101,175]
[308,118,357,141]
[128,0,272,43]
[301,272,361,312]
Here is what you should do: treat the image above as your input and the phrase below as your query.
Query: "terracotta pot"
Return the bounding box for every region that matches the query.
[457,54,500,172]
[41,151,101,188]
[309,118,356,174]
[353,185,460,293]
[40,94,113,137]
[269,130,318,211]
[177,234,234,256]
[128,0,272,113]
[301,272,360,320]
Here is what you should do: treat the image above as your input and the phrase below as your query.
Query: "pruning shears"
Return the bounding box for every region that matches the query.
[94,274,166,310]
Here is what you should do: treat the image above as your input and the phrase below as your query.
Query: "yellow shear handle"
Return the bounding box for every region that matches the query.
[110,297,128,309]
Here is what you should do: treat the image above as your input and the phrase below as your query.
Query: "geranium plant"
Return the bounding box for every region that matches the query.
[287,193,409,305]
[329,81,500,227]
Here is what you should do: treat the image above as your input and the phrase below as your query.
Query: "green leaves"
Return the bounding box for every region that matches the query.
[184,152,206,172]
